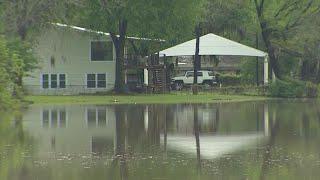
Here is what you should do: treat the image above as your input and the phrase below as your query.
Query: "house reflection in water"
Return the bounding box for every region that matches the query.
[22,102,270,159]
[42,108,67,128]
[23,105,116,157]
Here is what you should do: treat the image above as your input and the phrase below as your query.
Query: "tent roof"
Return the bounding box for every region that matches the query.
[159,33,267,57]
[162,134,266,159]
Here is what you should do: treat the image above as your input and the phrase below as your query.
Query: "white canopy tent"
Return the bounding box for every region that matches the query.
[159,33,270,84]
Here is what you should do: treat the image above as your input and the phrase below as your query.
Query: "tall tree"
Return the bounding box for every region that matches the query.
[1,0,78,40]
[204,0,255,41]
[253,0,320,78]
[0,0,78,90]
[81,0,203,93]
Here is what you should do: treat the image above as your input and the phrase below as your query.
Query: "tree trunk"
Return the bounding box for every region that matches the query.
[12,76,23,99]
[259,23,281,79]
[193,25,201,95]
[110,19,127,94]
[193,105,201,173]
[254,0,281,79]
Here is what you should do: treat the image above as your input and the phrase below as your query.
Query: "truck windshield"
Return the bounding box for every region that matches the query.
[186,72,203,77]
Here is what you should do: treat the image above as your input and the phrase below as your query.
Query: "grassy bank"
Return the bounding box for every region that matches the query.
[25,93,268,105]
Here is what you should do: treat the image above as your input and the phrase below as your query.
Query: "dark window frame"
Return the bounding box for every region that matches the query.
[97,74,106,88]
[42,74,49,89]
[197,72,203,77]
[87,73,107,89]
[51,74,58,88]
[59,74,66,88]
[41,73,66,89]
[87,74,97,88]
[90,41,113,62]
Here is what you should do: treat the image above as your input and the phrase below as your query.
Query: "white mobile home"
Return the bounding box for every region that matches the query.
[23,23,152,95]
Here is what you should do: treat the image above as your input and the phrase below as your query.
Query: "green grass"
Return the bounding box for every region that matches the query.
[25,93,268,105]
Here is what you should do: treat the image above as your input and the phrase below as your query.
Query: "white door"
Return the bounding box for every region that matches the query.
[185,72,194,84]
[197,72,204,83]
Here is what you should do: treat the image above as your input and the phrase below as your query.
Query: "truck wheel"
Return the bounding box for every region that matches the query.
[174,81,184,91]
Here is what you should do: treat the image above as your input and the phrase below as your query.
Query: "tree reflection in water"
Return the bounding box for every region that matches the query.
[112,106,128,180]
[0,112,34,180]
[193,104,201,174]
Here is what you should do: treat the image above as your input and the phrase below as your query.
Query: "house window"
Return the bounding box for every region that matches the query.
[97,74,106,88]
[41,74,66,89]
[86,107,107,127]
[51,74,58,88]
[87,73,107,88]
[59,74,66,88]
[91,41,113,61]
[42,74,49,89]
[87,74,96,88]
[42,109,67,128]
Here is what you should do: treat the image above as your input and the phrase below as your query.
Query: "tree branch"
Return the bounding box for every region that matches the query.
[274,0,299,18]
[109,32,118,46]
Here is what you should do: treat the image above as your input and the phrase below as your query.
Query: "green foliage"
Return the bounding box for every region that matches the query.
[305,82,318,98]
[0,36,13,108]
[216,85,266,96]
[203,0,256,40]
[1,0,77,40]
[204,0,320,80]
[254,0,320,78]
[219,74,242,86]
[240,58,263,84]
[269,79,305,98]
[0,112,34,180]
[0,35,30,107]
[0,67,12,109]
[81,0,203,50]
[6,39,36,76]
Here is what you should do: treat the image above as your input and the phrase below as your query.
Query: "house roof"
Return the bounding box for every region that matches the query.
[52,23,165,42]
[159,33,267,57]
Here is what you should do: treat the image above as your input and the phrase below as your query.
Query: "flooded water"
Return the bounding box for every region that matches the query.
[1,100,320,179]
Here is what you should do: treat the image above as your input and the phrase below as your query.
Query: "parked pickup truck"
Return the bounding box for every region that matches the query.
[171,70,217,90]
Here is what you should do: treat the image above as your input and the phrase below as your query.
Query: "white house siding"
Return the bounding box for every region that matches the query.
[23,26,116,95]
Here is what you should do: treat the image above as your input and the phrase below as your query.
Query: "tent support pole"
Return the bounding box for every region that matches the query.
[264,56,269,85]
[272,71,276,82]
[264,104,269,136]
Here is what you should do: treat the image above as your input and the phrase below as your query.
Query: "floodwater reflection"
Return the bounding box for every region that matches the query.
[1,100,320,179]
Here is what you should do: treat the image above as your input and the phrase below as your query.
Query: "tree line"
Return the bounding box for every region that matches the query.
[0,0,319,99]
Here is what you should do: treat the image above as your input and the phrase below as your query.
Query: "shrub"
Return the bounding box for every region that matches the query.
[269,79,305,98]
[218,74,241,86]
[305,82,318,98]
